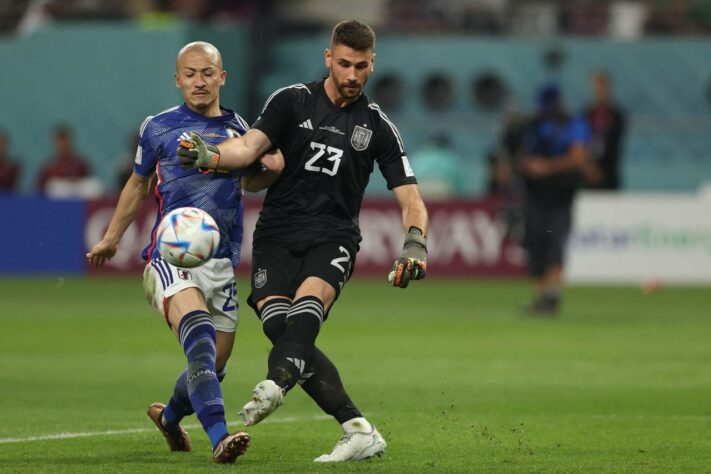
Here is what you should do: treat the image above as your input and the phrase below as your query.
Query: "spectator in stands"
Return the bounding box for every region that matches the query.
[485,108,528,244]
[37,125,97,196]
[116,135,139,191]
[521,83,590,315]
[486,107,528,199]
[0,131,20,192]
[408,131,465,198]
[583,70,626,190]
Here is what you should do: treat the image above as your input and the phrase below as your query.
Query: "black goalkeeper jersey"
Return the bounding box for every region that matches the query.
[251,79,417,246]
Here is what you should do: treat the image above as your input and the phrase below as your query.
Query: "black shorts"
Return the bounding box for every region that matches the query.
[247,239,357,315]
[523,201,572,277]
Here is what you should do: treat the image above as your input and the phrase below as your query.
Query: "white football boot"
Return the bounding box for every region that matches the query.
[313,418,386,462]
[239,379,284,426]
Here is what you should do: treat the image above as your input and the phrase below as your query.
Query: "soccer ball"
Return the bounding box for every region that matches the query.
[156,207,220,268]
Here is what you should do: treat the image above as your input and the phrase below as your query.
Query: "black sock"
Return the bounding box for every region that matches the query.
[267,296,323,390]
[259,298,292,344]
[301,347,362,424]
[258,298,361,422]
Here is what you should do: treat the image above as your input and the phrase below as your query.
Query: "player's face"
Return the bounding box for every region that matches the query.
[175,50,226,114]
[325,44,374,103]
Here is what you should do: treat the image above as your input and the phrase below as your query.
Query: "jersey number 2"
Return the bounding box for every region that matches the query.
[222,282,237,312]
[305,142,343,176]
[330,246,352,290]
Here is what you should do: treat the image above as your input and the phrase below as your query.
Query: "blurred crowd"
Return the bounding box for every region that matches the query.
[411,68,626,201]
[1,0,710,37]
[0,68,625,201]
[0,125,104,198]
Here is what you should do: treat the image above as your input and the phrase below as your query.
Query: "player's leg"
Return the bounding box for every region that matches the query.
[539,204,573,314]
[239,277,332,425]
[522,201,553,314]
[266,276,334,389]
[287,280,385,462]
[254,296,385,461]
[156,330,233,442]
[255,297,361,417]
[143,258,248,463]
[256,297,357,408]
[257,240,354,395]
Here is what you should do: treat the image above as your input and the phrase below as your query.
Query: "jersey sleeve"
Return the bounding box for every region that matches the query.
[251,86,298,148]
[373,108,418,189]
[229,199,245,268]
[133,116,160,177]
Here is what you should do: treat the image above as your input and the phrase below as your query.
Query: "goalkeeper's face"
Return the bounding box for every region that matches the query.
[325,44,375,103]
[175,49,226,114]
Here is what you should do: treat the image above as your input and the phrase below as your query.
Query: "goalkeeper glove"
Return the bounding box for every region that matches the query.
[177,132,220,170]
[388,226,427,288]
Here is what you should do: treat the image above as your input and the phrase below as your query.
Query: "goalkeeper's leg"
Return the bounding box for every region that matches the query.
[259,297,362,421]
[252,297,385,461]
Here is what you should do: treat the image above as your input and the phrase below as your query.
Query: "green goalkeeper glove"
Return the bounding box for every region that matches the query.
[388,226,427,288]
[177,132,220,170]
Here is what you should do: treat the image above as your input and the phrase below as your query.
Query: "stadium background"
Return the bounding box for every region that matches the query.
[0,1,710,472]
[1,0,710,281]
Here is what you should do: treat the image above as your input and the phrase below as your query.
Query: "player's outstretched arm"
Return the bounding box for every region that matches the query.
[178,128,274,171]
[242,149,284,192]
[86,172,152,267]
[388,184,429,288]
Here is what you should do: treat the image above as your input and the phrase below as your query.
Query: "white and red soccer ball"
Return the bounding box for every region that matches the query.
[156,207,220,268]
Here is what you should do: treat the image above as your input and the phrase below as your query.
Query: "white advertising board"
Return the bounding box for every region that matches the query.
[567,193,711,284]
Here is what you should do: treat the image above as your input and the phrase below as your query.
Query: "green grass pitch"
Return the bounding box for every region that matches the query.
[0,276,709,473]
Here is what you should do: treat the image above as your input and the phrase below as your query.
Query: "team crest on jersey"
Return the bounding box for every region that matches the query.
[254,268,267,288]
[350,125,372,151]
[177,269,192,280]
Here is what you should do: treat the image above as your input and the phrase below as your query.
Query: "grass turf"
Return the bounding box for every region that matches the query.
[0,276,709,473]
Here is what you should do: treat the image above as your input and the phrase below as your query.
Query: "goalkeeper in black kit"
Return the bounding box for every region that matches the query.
[178,19,428,462]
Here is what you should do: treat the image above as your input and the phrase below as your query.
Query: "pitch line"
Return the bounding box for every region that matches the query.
[0,414,332,444]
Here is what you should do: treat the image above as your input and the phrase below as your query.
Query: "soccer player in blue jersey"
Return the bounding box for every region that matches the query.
[87,41,282,464]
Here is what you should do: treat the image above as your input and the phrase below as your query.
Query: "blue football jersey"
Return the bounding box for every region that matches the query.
[134,103,249,268]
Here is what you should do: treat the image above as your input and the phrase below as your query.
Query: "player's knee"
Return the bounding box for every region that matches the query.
[283,296,324,345]
[263,317,285,344]
[295,277,336,310]
[258,297,291,344]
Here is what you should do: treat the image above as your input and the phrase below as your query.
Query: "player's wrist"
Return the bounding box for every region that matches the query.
[103,234,121,247]
[402,227,427,254]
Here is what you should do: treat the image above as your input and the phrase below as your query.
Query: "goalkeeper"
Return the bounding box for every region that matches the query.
[178,20,428,463]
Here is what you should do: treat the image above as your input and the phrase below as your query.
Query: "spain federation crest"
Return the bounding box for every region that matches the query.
[254,268,267,288]
[350,125,373,151]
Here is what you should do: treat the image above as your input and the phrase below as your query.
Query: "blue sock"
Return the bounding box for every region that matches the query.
[163,366,228,430]
[162,370,192,430]
[178,310,229,449]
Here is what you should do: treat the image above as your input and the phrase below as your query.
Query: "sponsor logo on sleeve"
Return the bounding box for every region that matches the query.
[402,155,414,177]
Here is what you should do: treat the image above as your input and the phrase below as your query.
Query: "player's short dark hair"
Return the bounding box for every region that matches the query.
[331,20,375,51]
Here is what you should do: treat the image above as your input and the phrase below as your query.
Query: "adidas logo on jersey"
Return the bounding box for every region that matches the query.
[298,119,313,130]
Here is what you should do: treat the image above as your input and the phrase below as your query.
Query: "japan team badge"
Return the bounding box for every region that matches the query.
[350,125,372,151]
